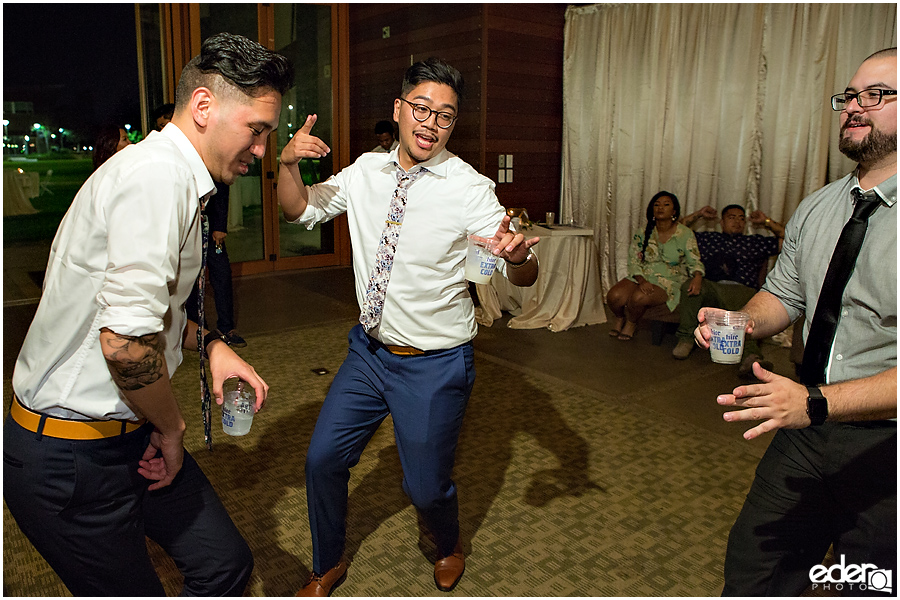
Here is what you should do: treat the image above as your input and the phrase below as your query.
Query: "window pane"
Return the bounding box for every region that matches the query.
[274,3,335,258]
[200,3,266,264]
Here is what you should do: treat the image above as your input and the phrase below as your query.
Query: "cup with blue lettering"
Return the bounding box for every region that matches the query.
[465,235,499,284]
[222,377,255,436]
[706,309,750,365]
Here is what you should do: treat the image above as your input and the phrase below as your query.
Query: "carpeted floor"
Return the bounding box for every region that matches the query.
[2,316,779,597]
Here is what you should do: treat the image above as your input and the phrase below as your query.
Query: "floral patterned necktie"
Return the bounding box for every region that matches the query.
[359,167,426,331]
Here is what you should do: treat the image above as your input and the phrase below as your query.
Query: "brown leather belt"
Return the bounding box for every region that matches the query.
[385,345,425,356]
[10,395,147,440]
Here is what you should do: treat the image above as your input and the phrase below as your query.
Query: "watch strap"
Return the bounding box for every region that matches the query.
[203,330,223,352]
[805,385,828,426]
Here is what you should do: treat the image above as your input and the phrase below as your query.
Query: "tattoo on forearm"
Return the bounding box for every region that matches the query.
[103,332,164,390]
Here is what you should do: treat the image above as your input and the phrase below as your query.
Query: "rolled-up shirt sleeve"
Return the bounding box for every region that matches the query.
[96,162,198,337]
[761,215,805,323]
[291,170,351,230]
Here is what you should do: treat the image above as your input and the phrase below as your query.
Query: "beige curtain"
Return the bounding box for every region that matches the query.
[561,3,896,293]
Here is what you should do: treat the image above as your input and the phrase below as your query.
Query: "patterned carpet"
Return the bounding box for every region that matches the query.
[3,318,766,596]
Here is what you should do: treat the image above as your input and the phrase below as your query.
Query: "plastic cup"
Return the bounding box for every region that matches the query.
[222,378,255,436]
[465,235,498,284]
[706,309,750,364]
[545,212,556,225]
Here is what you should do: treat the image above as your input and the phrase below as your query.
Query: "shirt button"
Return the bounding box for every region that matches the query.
[835,354,843,361]
[842,309,849,317]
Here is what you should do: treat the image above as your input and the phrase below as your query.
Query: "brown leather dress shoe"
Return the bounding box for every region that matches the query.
[296,560,348,597]
[434,540,465,592]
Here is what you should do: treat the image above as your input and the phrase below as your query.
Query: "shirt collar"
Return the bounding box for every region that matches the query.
[852,170,897,208]
[381,147,452,178]
[160,123,217,203]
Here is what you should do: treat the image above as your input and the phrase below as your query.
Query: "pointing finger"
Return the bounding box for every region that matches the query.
[298,114,318,135]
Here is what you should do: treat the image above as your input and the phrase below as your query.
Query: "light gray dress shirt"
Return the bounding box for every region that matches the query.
[763,171,897,386]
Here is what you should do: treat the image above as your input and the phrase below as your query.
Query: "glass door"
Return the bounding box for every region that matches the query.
[189,3,346,274]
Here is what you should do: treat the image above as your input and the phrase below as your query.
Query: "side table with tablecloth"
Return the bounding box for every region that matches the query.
[475,224,606,332]
[3,169,40,216]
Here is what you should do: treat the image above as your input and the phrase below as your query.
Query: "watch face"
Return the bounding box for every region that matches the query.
[806,387,828,426]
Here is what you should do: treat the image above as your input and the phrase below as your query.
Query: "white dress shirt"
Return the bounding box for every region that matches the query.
[13,124,213,420]
[292,148,508,350]
[370,140,399,153]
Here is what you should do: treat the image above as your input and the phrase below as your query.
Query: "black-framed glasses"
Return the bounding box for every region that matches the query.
[399,98,457,129]
[831,88,897,111]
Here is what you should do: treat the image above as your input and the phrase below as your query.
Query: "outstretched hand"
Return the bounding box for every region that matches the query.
[280,114,331,166]
[490,215,540,263]
[717,362,810,440]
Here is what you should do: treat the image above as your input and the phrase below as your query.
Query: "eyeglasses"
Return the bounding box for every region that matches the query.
[831,88,897,111]
[399,98,457,129]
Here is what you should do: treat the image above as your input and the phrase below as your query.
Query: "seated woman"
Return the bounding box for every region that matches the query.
[606,191,704,341]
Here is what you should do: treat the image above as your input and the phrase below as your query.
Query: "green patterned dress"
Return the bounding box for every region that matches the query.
[627,223,705,311]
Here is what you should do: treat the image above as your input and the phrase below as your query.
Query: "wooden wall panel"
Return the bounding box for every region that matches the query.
[484,4,565,219]
[348,3,565,219]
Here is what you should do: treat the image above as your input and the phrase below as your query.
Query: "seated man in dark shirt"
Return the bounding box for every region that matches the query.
[673,204,783,376]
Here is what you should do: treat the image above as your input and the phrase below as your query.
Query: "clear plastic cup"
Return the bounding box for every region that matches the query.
[465,235,498,284]
[706,309,750,365]
[222,378,255,436]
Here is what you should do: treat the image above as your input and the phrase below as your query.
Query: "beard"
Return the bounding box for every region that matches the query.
[839,117,897,164]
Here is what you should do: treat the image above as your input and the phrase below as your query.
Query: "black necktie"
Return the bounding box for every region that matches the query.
[799,188,881,385]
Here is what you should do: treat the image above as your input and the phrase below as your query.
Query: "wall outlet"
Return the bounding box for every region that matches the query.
[382,26,390,39]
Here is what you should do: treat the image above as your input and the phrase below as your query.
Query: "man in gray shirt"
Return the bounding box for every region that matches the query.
[696,48,896,595]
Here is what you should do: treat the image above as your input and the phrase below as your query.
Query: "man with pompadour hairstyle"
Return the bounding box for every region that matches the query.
[5,32,290,596]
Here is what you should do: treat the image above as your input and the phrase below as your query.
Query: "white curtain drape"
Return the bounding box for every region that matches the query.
[561,3,896,294]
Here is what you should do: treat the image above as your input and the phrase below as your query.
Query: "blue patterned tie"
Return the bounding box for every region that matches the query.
[196,206,213,450]
[359,167,425,331]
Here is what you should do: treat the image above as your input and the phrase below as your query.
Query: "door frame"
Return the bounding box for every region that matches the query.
[155,3,351,276]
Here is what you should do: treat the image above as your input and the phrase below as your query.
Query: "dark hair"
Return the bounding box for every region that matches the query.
[641,191,681,263]
[374,120,394,136]
[720,204,745,218]
[92,124,125,171]
[401,57,464,103]
[175,33,294,110]
[865,47,896,62]
[152,103,175,122]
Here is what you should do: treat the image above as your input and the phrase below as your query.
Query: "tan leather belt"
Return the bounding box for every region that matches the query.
[385,345,425,356]
[10,395,147,440]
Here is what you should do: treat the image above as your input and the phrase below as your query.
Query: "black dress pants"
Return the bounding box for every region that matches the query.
[187,238,235,334]
[723,421,896,596]
[3,415,253,596]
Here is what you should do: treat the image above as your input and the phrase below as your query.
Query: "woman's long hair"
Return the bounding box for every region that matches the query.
[640,191,681,262]
[92,125,124,171]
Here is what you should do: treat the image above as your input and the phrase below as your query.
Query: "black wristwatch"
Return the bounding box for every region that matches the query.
[203,330,224,353]
[806,386,828,426]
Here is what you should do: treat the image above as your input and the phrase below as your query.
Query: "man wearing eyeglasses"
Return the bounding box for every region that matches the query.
[278,57,538,596]
[695,48,896,595]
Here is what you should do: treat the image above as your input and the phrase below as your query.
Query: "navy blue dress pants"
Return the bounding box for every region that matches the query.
[305,324,475,573]
[723,421,896,596]
[3,414,253,596]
